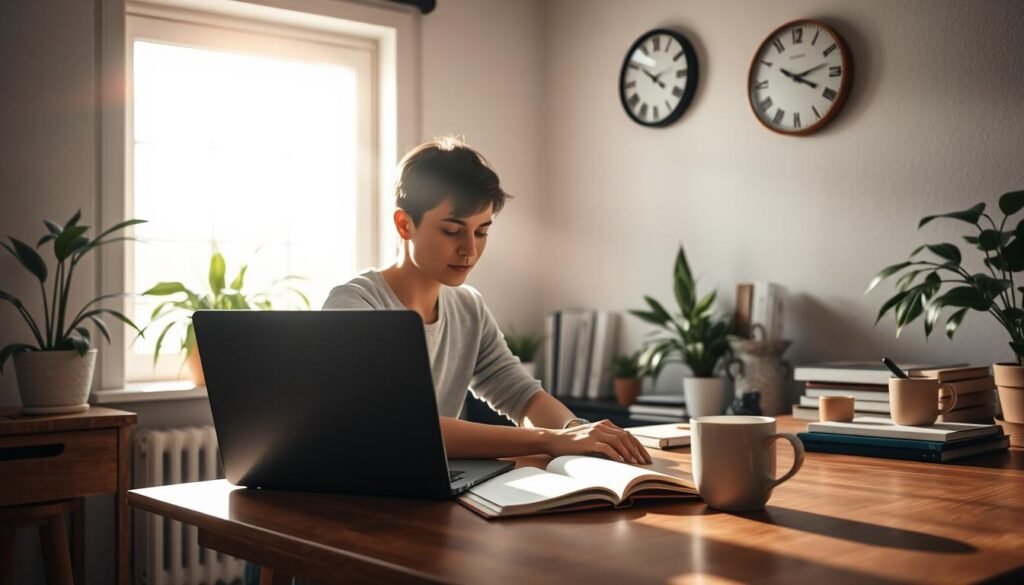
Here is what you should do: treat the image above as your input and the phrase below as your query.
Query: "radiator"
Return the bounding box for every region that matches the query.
[133,426,245,585]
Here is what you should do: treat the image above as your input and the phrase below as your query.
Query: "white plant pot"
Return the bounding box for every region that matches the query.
[684,376,730,418]
[13,349,97,414]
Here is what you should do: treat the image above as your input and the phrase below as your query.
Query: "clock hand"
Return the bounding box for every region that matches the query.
[640,68,667,89]
[780,68,819,89]
[795,63,826,77]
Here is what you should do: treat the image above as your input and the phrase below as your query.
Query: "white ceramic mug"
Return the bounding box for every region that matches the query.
[690,415,805,512]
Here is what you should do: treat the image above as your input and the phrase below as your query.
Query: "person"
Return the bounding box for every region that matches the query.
[322,137,650,465]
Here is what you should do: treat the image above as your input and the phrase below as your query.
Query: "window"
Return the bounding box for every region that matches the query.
[124,9,376,382]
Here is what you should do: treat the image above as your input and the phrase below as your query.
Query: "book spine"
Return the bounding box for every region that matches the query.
[571,311,595,399]
[586,312,619,399]
[800,439,942,462]
[557,311,581,397]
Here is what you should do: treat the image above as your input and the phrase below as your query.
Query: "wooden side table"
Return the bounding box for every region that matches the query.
[0,406,137,585]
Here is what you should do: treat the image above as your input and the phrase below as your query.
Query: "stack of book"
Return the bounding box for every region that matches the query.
[798,417,1009,462]
[543,310,619,400]
[627,394,686,423]
[792,362,997,423]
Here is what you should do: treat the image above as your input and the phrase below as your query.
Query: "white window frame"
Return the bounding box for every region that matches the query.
[97,0,419,391]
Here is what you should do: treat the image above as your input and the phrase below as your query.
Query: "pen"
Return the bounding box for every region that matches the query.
[882,357,908,379]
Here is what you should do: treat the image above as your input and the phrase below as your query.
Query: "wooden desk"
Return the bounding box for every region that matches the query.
[0,406,137,585]
[128,416,1024,584]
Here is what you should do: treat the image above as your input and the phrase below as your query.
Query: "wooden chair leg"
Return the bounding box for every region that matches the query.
[0,524,16,585]
[259,566,294,585]
[71,499,85,585]
[39,514,74,585]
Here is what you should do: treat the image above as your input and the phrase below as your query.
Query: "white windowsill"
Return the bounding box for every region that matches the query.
[93,381,208,404]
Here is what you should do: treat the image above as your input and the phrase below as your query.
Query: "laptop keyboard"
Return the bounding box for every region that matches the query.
[449,470,466,483]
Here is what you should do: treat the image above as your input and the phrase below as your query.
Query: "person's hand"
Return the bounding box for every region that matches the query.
[543,419,652,464]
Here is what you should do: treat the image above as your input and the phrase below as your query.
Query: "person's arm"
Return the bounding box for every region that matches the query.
[440,391,651,464]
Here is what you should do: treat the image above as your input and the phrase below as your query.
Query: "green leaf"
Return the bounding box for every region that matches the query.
[926,243,961,265]
[971,273,1012,299]
[92,218,146,244]
[628,309,667,327]
[1003,308,1024,324]
[64,210,82,229]
[229,264,248,291]
[42,220,63,235]
[945,308,968,339]
[143,281,188,296]
[53,225,89,261]
[644,295,672,324]
[36,233,57,248]
[152,321,177,365]
[963,235,979,245]
[1010,341,1024,362]
[875,290,910,324]
[209,252,226,296]
[1002,231,1024,271]
[895,288,926,336]
[998,190,1024,216]
[978,230,1007,251]
[88,315,111,344]
[8,237,47,282]
[919,203,984,229]
[895,270,921,292]
[866,261,912,294]
[673,246,695,312]
[0,343,37,373]
[935,286,992,311]
[693,290,716,317]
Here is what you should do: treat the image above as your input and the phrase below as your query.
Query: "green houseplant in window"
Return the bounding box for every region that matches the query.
[1,211,144,413]
[630,245,735,418]
[504,327,545,378]
[867,189,1024,427]
[142,250,310,387]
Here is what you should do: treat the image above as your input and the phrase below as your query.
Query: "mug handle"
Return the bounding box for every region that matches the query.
[726,357,744,381]
[763,433,805,494]
[938,383,959,416]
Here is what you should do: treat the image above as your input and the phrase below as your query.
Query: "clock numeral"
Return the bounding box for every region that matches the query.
[676,68,688,78]
[829,65,842,77]
[823,43,837,57]
[665,38,673,53]
[639,103,648,120]
[792,28,803,44]
[759,97,773,112]
[811,29,820,45]
[653,105,660,120]
[674,50,685,62]
[639,44,649,56]
[773,108,785,126]
[664,99,672,111]
[759,59,773,68]
[628,94,641,108]
[755,79,769,90]
[628,63,639,70]
[793,112,801,129]
[672,86,684,98]
[652,36,661,53]
[823,87,838,101]
[624,80,636,89]
[772,37,785,54]
[812,105,822,119]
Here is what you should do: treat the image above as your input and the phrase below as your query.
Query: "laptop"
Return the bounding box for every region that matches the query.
[192,309,514,499]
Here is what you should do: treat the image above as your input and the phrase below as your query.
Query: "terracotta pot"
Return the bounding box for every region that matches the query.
[614,377,642,406]
[186,346,206,388]
[13,349,96,414]
[995,417,1024,448]
[993,363,1024,423]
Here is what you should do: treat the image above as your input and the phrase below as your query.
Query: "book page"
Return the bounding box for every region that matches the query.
[467,467,618,512]
[546,456,695,500]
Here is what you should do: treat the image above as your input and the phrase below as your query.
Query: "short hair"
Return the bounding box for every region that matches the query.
[394,137,511,225]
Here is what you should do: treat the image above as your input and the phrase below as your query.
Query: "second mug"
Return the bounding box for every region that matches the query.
[889,377,958,426]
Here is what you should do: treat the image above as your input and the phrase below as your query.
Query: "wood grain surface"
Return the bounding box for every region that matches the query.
[129,417,1024,585]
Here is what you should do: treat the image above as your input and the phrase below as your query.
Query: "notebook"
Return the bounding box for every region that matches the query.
[627,423,691,449]
[793,361,966,385]
[457,455,698,519]
[798,432,1010,462]
[807,416,1002,442]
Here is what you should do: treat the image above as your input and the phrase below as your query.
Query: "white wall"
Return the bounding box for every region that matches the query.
[538,0,1024,392]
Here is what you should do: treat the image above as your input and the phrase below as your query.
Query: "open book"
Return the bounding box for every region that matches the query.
[457,455,698,519]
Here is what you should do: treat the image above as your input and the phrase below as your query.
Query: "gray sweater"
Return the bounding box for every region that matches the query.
[322,270,542,424]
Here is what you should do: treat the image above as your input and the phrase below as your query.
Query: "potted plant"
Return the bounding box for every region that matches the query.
[1,211,144,413]
[867,189,1024,425]
[611,352,645,407]
[143,250,310,387]
[504,327,545,378]
[630,245,735,418]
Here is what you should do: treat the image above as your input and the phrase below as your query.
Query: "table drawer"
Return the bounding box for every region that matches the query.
[0,428,118,506]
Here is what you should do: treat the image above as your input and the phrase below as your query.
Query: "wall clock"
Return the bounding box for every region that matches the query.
[619,29,699,127]
[748,19,852,136]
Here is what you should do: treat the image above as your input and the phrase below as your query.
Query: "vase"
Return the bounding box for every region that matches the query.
[186,346,206,388]
[683,376,730,418]
[727,338,793,416]
[613,378,642,406]
[13,349,97,414]
[993,362,1024,423]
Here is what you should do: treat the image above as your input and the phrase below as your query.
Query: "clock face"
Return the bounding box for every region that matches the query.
[619,29,699,127]
[748,20,852,135]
